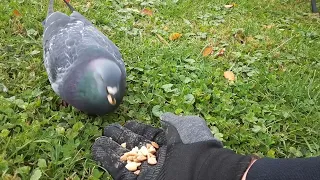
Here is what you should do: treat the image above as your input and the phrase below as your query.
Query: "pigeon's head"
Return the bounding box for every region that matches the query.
[75,58,125,115]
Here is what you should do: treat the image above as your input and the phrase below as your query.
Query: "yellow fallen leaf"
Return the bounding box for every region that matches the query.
[217,48,226,56]
[169,33,182,41]
[141,8,153,16]
[202,46,213,57]
[224,4,234,8]
[13,9,21,17]
[225,3,237,8]
[224,71,235,81]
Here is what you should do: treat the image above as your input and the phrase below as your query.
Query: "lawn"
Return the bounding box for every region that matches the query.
[0,0,320,179]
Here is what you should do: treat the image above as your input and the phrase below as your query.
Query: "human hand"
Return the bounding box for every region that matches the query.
[92,113,253,180]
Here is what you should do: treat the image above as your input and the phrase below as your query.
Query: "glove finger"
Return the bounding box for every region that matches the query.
[92,136,136,180]
[124,121,166,146]
[160,112,222,147]
[103,124,150,150]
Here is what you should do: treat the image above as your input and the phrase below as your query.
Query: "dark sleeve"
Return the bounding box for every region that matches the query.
[247,157,320,180]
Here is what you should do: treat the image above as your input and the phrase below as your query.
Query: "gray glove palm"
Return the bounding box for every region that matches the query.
[92,113,251,180]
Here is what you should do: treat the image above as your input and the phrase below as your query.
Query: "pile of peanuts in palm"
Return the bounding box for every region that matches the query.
[120,141,159,175]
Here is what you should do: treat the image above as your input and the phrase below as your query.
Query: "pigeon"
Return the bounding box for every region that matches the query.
[42,0,126,115]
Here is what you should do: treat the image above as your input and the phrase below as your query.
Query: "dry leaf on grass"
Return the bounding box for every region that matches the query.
[263,24,274,29]
[225,3,237,8]
[13,10,21,17]
[217,48,226,56]
[224,71,235,81]
[169,33,182,41]
[156,34,169,46]
[202,46,213,57]
[224,4,234,8]
[141,8,153,16]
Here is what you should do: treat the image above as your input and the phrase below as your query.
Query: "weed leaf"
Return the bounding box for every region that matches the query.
[30,168,42,180]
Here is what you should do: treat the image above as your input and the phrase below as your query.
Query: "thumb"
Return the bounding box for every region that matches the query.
[160,112,222,146]
[160,113,183,145]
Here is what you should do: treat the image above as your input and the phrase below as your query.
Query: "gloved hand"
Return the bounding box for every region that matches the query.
[92,113,254,180]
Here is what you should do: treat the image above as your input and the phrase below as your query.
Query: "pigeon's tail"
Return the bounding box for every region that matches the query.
[63,0,75,12]
[47,0,54,16]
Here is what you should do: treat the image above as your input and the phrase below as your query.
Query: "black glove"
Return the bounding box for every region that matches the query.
[92,113,254,180]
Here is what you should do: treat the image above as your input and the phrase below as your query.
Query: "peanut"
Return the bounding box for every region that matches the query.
[151,142,159,149]
[134,170,141,175]
[137,155,147,161]
[121,143,159,174]
[148,157,157,165]
[125,162,138,171]
[140,146,148,156]
[148,146,156,154]
[146,143,152,149]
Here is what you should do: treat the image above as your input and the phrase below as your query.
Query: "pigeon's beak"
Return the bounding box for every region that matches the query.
[107,94,117,105]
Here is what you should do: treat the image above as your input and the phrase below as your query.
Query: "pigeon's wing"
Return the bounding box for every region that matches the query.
[70,12,124,65]
[70,11,93,26]
[85,26,124,65]
[43,12,70,43]
[43,12,80,94]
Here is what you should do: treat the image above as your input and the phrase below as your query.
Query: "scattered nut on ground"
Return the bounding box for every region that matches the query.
[120,141,159,175]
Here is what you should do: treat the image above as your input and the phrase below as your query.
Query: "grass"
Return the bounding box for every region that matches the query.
[0,0,320,179]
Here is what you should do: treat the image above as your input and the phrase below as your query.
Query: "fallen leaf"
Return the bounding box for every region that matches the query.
[225,3,237,8]
[279,64,286,72]
[86,2,91,8]
[224,71,235,81]
[263,24,274,29]
[246,36,255,42]
[169,33,182,41]
[224,4,234,8]
[217,48,226,56]
[13,9,21,17]
[141,8,153,16]
[156,34,169,46]
[202,46,213,57]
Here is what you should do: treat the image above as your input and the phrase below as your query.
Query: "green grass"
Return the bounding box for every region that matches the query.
[1,0,320,179]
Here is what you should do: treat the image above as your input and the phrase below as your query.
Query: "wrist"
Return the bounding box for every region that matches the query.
[241,158,257,180]
[197,147,253,180]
